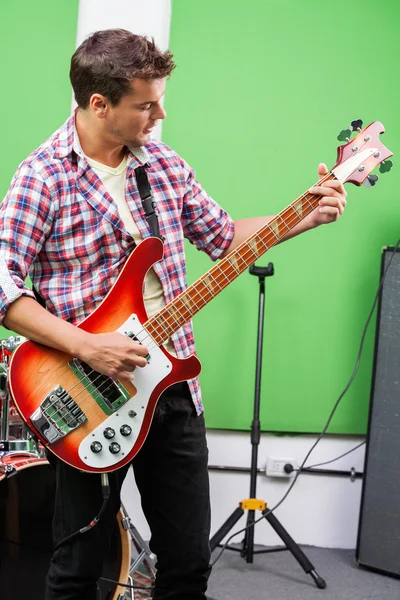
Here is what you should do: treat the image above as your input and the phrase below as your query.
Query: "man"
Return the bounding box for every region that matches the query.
[0,29,346,600]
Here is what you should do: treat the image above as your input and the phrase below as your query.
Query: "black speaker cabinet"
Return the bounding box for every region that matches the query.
[356,246,400,578]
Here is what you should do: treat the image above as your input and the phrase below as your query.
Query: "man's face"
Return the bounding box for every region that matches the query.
[103,78,167,147]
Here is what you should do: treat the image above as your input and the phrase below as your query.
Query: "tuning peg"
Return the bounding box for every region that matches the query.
[363,174,379,188]
[379,160,393,174]
[337,128,352,142]
[337,119,364,142]
[350,119,363,132]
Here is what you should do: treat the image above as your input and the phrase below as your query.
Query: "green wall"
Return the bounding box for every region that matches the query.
[0,0,79,335]
[2,0,398,435]
[164,0,400,433]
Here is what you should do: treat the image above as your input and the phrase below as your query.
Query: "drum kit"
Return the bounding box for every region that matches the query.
[0,336,156,600]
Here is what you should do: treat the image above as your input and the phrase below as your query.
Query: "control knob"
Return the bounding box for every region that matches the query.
[90,441,102,453]
[109,442,121,454]
[120,424,132,436]
[103,427,115,439]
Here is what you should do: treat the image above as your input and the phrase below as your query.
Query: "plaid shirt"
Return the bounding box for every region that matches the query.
[0,114,235,413]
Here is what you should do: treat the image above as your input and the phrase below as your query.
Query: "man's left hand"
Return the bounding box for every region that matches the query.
[307,163,347,227]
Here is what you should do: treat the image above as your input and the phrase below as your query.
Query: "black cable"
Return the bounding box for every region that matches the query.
[52,473,155,596]
[211,239,400,567]
[99,576,154,590]
[2,471,155,596]
[298,440,366,471]
[48,472,156,595]
[53,473,111,552]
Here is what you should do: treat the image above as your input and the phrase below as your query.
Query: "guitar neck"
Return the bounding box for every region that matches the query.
[146,174,334,345]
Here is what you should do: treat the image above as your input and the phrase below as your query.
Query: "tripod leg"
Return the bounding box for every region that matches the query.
[242,509,255,563]
[128,521,157,575]
[120,503,156,578]
[210,506,244,552]
[263,509,326,589]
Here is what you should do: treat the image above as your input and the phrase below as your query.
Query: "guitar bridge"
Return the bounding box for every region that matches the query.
[31,385,87,443]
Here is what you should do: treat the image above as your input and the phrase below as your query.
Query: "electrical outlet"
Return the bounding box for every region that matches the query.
[266,457,298,478]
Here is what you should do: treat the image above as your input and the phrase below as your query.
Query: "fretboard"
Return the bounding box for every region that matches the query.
[145,174,334,345]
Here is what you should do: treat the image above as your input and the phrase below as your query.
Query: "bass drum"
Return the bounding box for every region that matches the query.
[0,454,131,600]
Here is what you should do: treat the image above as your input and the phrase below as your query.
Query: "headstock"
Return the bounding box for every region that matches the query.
[332,120,393,187]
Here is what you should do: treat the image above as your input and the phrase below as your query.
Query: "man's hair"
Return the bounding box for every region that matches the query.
[70,28,176,108]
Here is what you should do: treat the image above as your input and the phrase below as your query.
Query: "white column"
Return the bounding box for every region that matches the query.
[74,0,172,541]
[74,0,172,139]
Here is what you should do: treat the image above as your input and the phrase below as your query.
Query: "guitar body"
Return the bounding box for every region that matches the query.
[8,237,201,473]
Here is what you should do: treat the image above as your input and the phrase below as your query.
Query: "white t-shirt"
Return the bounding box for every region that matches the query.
[86,154,175,355]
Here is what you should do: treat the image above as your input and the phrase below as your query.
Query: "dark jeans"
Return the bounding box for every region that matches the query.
[45,382,211,600]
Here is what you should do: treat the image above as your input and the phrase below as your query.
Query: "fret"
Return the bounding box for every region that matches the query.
[148,313,167,340]
[146,328,162,347]
[167,305,182,327]
[147,316,167,340]
[292,198,304,218]
[235,250,248,270]
[155,308,171,336]
[189,284,207,307]
[223,263,238,283]
[176,297,196,323]
[179,294,196,314]
[255,232,269,250]
[218,265,231,287]
[202,274,218,295]
[226,254,241,274]
[247,238,260,259]
[190,282,212,308]
[213,273,225,291]
[302,193,315,211]
[277,214,291,234]
[282,206,300,227]
[268,219,280,240]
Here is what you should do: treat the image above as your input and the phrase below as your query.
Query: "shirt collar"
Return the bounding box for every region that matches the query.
[54,111,150,165]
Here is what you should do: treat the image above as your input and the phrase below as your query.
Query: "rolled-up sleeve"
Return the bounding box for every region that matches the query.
[181,164,235,261]
[0,164,54,322]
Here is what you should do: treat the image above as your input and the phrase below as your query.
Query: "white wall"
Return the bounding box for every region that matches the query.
[76,0,171,50]
[121,431,365,550]
[207,431,365,549]
[76,0,366,551]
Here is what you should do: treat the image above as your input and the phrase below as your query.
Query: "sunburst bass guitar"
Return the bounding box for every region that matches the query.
[8,121,393,473]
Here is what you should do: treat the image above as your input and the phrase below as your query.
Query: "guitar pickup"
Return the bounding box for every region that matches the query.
[126,331,151,362]
[69,359,130,414]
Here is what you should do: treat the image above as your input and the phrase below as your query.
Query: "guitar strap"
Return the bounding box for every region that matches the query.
[134,164,165,242]
[33,286,46,308]
[33,163,164,308]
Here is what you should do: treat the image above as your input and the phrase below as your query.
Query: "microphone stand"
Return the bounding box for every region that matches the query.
[210,263,326,589]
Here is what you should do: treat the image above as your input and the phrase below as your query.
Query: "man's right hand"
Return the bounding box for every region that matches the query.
[78,332,150,382]
[3,297,149,383]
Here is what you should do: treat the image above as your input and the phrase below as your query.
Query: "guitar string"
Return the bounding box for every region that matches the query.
[43,149,371,430]
[42,173,340,428]
[146,136,376,344]
[40,170,344,428]
[131,131,377,348]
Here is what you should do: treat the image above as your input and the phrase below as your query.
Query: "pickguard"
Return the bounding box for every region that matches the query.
[78,314,172,469]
